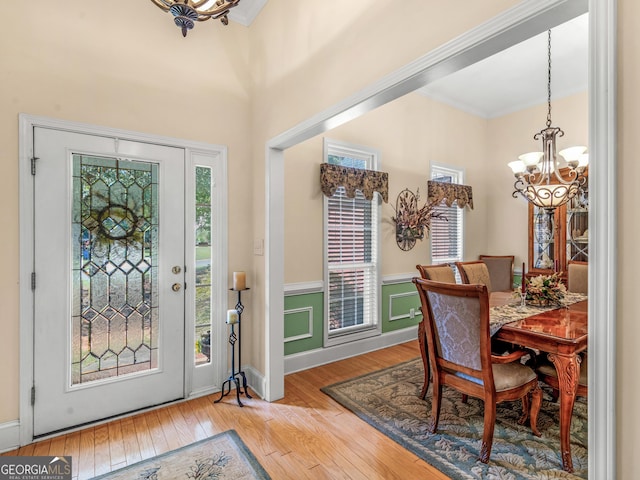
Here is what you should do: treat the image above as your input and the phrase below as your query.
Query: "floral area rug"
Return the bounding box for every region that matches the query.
[321,358,587,479]
[91,430,271,480]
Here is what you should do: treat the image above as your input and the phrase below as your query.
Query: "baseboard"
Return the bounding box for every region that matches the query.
[0,420,20,453]
[284,326,418,375]
[241,365,265,399]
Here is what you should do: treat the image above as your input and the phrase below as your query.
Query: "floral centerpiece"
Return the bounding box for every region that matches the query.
[524,272,567,306]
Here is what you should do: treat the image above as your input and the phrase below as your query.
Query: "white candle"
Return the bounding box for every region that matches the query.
[233,271,246,290]
[226,309,239,324]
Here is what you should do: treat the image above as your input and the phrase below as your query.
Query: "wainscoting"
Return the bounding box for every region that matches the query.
[283,275,422,374]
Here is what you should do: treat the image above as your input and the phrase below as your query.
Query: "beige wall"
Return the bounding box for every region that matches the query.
[618,0,639,476]
[284,92,490,283]
[0,1,253,422]
[486,92,589,267]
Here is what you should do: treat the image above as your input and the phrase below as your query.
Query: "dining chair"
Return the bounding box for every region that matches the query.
[416,263,456,283]
[456,260,493,293]
[567,260,588,294]
[537,354,588,401]
[479,255,515,292]
[413,278,542,463]
[414,264,456,399]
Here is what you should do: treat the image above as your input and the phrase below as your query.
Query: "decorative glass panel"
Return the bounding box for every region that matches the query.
[195,166,213,366]
[532,207,556,269]
[72,155,158,385]
[566,193,589,262]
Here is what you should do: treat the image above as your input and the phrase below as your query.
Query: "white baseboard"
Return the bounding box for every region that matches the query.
[284,326,419,375]
[242,365,265,399]
[0,420,20,453]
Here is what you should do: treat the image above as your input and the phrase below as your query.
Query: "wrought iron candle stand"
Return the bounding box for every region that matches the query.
[214,288,252,407]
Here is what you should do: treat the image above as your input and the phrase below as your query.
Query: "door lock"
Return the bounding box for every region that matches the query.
[172,283,182,292]
[172,266,182,274]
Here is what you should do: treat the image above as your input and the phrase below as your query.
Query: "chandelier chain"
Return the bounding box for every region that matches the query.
[546,29,552,128]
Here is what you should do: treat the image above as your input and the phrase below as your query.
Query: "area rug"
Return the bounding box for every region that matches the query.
[321,358,587,479]
[91,430,271,480]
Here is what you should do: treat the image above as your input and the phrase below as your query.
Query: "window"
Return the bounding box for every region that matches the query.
[324,139,380,346]
[430,164,464,280]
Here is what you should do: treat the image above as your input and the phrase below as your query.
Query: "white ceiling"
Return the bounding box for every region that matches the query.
[232,4,587,120]
[228,0,268,27]
[418,13,589,119]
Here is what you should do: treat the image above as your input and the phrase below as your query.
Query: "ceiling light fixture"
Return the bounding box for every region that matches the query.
[508,29,588,211]
[150,0,241,37]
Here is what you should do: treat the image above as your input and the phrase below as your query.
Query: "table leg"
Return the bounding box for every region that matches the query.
[548,352,582,473]
[418,321,430,399]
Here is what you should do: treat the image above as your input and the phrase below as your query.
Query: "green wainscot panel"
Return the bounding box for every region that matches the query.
[381,282,422,333]
[284,292,323,355]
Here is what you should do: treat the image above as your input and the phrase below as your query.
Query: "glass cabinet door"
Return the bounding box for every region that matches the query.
[566,192,589,263]
[530,205,558,270]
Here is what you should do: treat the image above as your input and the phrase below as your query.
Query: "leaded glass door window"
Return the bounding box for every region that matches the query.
[33,128,186,436]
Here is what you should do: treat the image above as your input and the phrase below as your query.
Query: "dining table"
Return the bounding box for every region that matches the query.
[489,291,588,473]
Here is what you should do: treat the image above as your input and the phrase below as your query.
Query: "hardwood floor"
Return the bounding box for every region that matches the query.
[4,340,450,479]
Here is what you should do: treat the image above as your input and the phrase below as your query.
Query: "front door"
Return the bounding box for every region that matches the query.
[32,127,186,436]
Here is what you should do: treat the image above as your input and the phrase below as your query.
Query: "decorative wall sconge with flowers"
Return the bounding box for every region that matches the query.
[392,188,445,251]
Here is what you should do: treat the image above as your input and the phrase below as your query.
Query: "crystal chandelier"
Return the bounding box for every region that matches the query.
[508,29,588,211]
[150,0,241,37]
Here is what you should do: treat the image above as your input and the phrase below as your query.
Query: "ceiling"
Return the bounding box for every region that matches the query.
[232,4,587,120]
[418,13,589,119]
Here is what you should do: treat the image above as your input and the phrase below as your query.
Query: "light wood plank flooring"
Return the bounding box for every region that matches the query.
[5,340,450,480]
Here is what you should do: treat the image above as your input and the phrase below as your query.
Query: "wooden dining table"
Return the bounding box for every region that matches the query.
[490,291,588,473]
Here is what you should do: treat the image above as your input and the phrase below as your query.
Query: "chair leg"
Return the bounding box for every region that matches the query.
[461,394,468,403]
[529,384,543,437]
[428,382,442,434]
[518,394,530,425]
[479,400,497,463]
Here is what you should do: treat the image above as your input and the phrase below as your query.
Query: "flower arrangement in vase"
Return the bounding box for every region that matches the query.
[524,272,567,306]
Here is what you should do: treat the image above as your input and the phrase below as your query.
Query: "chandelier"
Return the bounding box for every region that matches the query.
[150,0,241,37]
[508,29,588,211]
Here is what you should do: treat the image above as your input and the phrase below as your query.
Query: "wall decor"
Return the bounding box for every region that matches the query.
[392,188,445,251]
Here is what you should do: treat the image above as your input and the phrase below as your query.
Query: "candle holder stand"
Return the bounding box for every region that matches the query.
[214,288,252,407]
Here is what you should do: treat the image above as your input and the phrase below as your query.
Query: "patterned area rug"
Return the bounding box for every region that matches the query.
[91,430,271,480]
[321,358,587,479]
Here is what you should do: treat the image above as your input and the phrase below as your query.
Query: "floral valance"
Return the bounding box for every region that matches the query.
[427,180,474,209]
[320,163,389,203]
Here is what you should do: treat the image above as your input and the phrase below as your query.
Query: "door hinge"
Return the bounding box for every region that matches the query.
[31,157,39,175]
[31,272,36,290]
[31,386,35,406]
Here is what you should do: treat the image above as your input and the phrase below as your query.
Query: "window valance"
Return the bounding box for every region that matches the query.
[427,180,474,209]
[320,163,389,203]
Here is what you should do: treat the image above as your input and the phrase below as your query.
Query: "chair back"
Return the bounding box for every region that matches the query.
[479,255,514,292]
[414,278,491,378]
[416,264,456,283]
[456,261,493,293]
[567,260,588,294]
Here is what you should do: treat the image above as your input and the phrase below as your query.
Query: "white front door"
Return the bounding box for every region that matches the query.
[32,127,186,436]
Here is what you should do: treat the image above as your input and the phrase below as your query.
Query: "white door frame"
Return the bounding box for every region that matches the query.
[19,114,229,443]
[265,0,616,478]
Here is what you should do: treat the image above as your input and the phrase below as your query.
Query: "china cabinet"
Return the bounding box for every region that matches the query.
[527,176,588,276]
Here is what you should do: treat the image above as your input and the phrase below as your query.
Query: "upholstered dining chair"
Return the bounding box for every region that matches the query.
[456,260,493,293]
[416,263,456,283]
[413,278,542,463]
[479,255,515,292]
[537,355,588,401]
[414,264,456,398]
[567,260,588,294]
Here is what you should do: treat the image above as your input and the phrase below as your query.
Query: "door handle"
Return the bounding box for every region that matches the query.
[172,283,182,292]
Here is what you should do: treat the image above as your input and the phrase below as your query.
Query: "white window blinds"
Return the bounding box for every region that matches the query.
[430,165,464,271]
[324,141,380,345]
